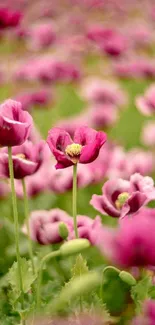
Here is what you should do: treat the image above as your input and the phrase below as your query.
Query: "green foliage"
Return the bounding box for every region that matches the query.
[71,254,89,278]
[131,275,152,313]
[101,266,131,315]
[8,258,36,303]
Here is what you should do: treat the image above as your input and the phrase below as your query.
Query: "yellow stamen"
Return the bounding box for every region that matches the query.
[115,192,130,210]
[16,153,26,160]
[65,143,82,163]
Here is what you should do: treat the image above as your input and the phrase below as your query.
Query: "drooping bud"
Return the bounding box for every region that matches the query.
[119,271,136,286]
[59,222,69,240]
[65,143,82,163]
[60,239,90,256]
[115,192,130,210]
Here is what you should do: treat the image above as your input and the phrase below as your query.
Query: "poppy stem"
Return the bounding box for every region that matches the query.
[22,178,35,275]
[36,250,60,310]
[8,147,25,322]
[73,164,78,238]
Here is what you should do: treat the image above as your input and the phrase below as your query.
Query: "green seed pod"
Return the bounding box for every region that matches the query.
[119,271,136,286]
[60,239,90,256]
[59,222,69,240]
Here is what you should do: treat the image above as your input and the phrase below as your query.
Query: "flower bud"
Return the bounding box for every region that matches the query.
[119,271,136,286]
[60,239,90,256]
[58,222,69,240]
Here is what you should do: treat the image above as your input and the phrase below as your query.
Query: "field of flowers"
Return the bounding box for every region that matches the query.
[1,1,155,324]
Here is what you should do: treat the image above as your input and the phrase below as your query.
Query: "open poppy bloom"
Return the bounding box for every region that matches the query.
[90,173,155,218]
[47,126,107,169]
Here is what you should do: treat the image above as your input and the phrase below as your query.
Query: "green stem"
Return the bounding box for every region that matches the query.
[22,178,35,275]
[36,250,60,310]
[73,164,78,238]
[8,147,25,323]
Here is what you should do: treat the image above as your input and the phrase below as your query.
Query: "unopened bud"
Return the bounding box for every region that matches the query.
[60,239,90,256]
[119,271,136,286]
[59,222,69,240]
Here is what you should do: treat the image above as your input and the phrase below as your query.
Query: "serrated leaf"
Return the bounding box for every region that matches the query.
[131,275,152,313]
[8,258,36,298]
[71,254,89,278]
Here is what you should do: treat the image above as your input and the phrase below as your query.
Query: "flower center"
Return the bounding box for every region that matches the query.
[16,153,26,160]
[115,192,130,210]
[65,143,82,163]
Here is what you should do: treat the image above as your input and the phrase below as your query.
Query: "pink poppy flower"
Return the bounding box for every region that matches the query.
[15,88,52,111]
[27,22,56,50]
[0,140,49,179]
[126,149,154,176]
[136,84,155,116]
[141,121,155,147]
[69,215,102,245]
[0,99,32,147]
[47,126,107,169]
[80,78,126,107]
[23,209,73,245]
[88,104,118,129]
[97,211,155,268]
[90,173,155,218]
[49,164,93,193]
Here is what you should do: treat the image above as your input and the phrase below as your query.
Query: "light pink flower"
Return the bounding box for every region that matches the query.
[90,173,155,218]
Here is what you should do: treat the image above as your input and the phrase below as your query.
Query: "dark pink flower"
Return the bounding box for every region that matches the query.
[0,7,22,29]
[0,140,49,179]
[24,209,73,245]
[97,212,155,268]
[136,84,155,116]
[15,162,50,198]
[0,99,32,147]
[47,126,107,169]
[90,173,155,218]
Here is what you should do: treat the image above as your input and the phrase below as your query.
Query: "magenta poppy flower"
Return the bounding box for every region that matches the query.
[23,209,73,245]
[47,126,107,169]
[0,140,48,179]
[0,8,22,29]
[0,99,33,147]
[136,84,155,116]
[90,173,155,218]
[113,214,155,267]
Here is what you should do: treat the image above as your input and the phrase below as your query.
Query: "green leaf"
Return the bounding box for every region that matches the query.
[131,275,152,313]
[8,258,36,300]
[101,266,130,315]
[71,254,89,278]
